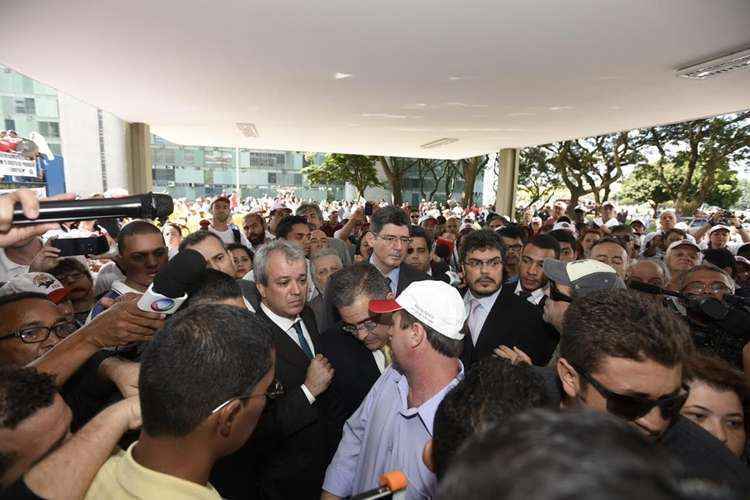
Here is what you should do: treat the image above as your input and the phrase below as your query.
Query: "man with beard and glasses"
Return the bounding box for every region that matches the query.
[242,212,267,249]
[208,196,251,248]
[496,226,525,284]
[460,230,558,367]
[534,289,750,493]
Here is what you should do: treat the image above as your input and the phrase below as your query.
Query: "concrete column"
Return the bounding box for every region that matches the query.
[495,148,519,217]
[127,123,153,194]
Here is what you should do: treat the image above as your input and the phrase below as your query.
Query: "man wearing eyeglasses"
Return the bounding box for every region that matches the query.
[318,263,392,443]
[460,230,558,367]
[677,264,748,371]
[496,226,524,284]
[365,206,427,296]
[546,289,750,491]
[85,304,276,500]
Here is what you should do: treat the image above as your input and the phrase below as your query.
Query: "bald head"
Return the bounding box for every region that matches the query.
[627,260,666,288]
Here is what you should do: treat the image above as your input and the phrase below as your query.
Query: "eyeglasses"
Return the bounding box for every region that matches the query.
[571,363,688,421]
[505,244,523,253]
[682,281,731,295]
[464,257,503,269]
[211,379,285,414]
[406,247,427,255]
[0,320,79,344]
[341,316,379,335]
[549,283,573,303]
[376,234,412,246]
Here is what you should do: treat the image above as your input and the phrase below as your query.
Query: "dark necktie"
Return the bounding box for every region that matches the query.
[292,321,313,359]
[518,290,532,300]
[385,276,394,293]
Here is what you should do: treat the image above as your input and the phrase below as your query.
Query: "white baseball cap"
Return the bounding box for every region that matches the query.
[543,259,625,298]
[0,272,71,304]
[707,225,732,237]
[369,280,466,340]
[666,239,701,253]
[552,221,576,233]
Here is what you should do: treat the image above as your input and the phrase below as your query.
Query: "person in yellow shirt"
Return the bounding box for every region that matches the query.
[85,303,278,500]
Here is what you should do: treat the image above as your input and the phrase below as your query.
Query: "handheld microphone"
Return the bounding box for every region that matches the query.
[137,249,207,314]
[12,193,174,225]
[351,471,408,500]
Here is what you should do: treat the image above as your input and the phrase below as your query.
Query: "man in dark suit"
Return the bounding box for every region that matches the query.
[317,263,392,442]
[460,230,559,367]
[406,225,451,283]
[364,206,428,296]
[251,239,336,500]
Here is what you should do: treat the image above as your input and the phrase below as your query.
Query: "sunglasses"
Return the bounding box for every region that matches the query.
[572,363,688,421]
[549,283,573,303]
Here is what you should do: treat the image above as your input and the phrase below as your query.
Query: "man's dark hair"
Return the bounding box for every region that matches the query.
[496,225,524,241]
[184,269,243,309]
[433,359,550,479]
[399,311,462,359]
[0,292,51,311]
[560,289,694,375]
[547,229,577,248]
[117,220,163,254]
[226,243,254,262]
[139,304,273,437]
[276,215,309,240]
[48,258,92,282]
[703,248,737,277]
[370,206,409,235]
[610,224,633,236]
[737,243,750,260]
[436,409,679,500]
[590,237,628,255]
[0,367,57,478]
[327,263,390,310]
[524,234,561,259]
[409,225,432,250]
[459,229,505,265]
[179,229,225,252]
[243,212,265,227]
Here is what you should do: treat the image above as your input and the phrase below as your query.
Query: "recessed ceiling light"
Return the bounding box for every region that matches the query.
[361,113,407,119]
[334,72,353,80]
[507,112,535,117]
[236,122,259,138]
[548,106,574,111]
[677,47,750,79]
[421,138,459,149]
[448,76,477,81]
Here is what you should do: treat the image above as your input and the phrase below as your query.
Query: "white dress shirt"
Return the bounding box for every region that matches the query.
[514,281,546,306]
[464,288,502,346]
[372,350,386,374]
[260,303,317,404]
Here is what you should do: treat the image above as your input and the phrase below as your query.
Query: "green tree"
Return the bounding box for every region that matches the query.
[620,160,741,215]
[456,155,489,208]
[377,156,415,206]
[641,111,750,212]
[518,147,563,209]
[302,153,380,200]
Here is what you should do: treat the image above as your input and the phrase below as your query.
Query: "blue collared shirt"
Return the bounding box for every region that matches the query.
[370,255,400,294]
[323,363,464,500]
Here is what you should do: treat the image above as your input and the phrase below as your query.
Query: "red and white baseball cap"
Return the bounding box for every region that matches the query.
[0,272,71,304]
[369,280,466,340]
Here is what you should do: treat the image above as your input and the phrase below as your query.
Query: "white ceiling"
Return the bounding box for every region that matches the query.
[3,0,750,159]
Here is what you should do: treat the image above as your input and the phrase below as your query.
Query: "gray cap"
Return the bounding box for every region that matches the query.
[543,259,626,298]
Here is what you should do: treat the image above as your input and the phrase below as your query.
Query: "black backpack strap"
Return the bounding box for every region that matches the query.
[232,227,242,244]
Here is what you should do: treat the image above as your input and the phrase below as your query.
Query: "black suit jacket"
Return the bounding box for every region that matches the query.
[461,286,559,367]
[250,306,336,500]
[318,323,382,444]
[396,262,430,296]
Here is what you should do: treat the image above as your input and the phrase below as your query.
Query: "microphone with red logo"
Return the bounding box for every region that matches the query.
[137,249,207,314]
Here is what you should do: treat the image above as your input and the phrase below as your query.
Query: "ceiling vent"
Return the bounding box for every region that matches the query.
[236,122,259,138]
[677,47,750,79]
[420,138,459,149]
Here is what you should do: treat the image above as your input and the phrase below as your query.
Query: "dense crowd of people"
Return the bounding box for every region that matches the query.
[0,187,749,500]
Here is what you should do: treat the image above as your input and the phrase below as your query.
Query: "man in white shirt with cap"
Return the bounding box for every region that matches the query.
[322,280,465,500]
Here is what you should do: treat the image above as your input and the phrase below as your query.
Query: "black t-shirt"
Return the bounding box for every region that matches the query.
[0,479,42,500]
